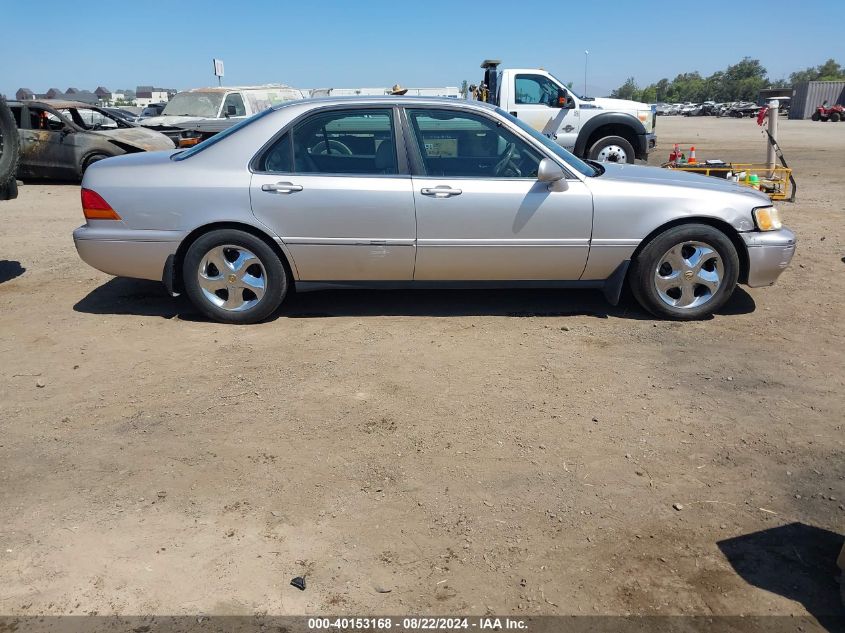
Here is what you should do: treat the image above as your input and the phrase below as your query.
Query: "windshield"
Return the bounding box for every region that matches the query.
[497,108,598,177]
[162,92,224,118]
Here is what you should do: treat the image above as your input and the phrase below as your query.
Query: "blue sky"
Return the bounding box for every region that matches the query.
[2,0,842,98]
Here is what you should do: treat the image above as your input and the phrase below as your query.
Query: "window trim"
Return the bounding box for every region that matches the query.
[250,104,410,178]
[400,105,577,181]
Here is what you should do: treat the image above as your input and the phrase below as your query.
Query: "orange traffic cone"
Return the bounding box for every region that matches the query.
[688,146,697,164]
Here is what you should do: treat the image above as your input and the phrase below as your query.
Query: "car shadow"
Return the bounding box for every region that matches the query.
[0,260,25,284]
[73,278,757,322]
[718,523,845,631]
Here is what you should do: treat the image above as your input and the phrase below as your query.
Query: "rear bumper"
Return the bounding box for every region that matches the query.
[741,228,796,287]
[73,225,180,282]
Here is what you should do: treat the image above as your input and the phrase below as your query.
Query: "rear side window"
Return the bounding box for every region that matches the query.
[258,133,292,172]
[291,109,397,175]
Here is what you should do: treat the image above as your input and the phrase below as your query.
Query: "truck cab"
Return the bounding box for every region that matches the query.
[475,60,656,164]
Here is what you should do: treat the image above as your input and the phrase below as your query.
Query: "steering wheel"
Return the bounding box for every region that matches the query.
[310,139,352,155]
[494,142,519,177]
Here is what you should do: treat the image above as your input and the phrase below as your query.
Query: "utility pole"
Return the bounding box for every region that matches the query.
[584,50,589,97]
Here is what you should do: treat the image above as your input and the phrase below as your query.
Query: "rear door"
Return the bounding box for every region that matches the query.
[250,106,416,280]
[404,106,593,281]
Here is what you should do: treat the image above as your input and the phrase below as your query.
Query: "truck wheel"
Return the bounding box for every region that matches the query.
[588,136,635,164]
[0,97,20,192]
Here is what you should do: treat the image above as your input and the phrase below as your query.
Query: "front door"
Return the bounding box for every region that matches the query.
[404,107,593,281]
[250,107,416,281]
[511,74,580,151]
[18,106,79,179]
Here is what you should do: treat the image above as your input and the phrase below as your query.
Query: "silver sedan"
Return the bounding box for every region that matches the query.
[73,97,795,324]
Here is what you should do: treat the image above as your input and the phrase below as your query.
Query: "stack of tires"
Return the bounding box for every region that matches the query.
[0,97,20,201]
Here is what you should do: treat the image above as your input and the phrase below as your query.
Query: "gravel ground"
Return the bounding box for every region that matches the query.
[0,116,842,622]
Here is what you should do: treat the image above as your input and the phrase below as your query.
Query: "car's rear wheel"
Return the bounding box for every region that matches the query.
[629,224,740,320]
[182,229,288,324]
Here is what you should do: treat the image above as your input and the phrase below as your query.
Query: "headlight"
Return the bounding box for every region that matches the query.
[637,110,652,131]
[753,207,782,231]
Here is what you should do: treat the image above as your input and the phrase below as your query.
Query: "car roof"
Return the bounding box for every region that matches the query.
[273,95,494,111]
[8,99,101,109]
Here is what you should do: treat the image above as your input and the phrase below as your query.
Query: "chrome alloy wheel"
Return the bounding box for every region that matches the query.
[197,245,267,312]
[654,241,723,309]
[596,144,628,163]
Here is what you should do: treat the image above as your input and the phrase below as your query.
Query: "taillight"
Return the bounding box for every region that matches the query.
[81,188,121,220]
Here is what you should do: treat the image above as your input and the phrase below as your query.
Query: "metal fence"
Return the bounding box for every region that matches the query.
[789,81,845,119]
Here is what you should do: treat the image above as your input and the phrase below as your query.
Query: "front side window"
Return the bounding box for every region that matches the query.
[514,74,561,107]
[28,107,64,131]
[406,108,542,178]
[223,93,246,117]
[290,109,397,175]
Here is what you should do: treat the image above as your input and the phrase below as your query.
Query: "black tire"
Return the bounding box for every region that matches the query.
[830,112,841,123]
[628,224,740,320]
[81,153,112,177]
[182,229,288,324]
[0,97,20,192]
[811,112,821,121]
[587,135,636,164]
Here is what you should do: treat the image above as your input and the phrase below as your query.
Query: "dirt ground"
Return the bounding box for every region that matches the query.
[0,116,843,622]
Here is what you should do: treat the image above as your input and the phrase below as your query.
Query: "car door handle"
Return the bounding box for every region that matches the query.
[261,182,303,194]
[420,187,462,198]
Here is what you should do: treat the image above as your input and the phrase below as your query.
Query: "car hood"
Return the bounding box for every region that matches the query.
[594,163,772,202]
[588,97,650,112]
[139,115,213,129]
[93,127,175,151]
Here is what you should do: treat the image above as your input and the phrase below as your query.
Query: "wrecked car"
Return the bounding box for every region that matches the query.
[7,100,175,181]
[138,85,306,147]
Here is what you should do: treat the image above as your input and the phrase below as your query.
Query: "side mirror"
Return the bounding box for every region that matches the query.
[61,127,73,137]
[538,158,568,192]
[556,90,574,109]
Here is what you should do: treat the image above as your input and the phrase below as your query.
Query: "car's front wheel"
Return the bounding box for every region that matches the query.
[629,224,740,320]
[182,229,288,324]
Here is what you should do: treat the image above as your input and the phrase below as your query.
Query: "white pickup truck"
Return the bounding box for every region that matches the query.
[474,60,656,164]
[139,85,306,147]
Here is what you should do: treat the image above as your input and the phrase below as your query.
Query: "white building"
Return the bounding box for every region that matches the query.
[135,87,173,107]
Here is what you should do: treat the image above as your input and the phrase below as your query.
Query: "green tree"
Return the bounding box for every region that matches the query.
[789,59,845,83]
[610,77,639,100]
[655,78,669,102]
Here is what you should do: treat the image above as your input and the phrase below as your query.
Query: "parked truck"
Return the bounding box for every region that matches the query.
[472,60,656,164]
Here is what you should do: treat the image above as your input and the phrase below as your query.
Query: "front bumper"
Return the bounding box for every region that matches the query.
[635,133,657,159]
[741,227,796,287]
[73,225,180,282]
